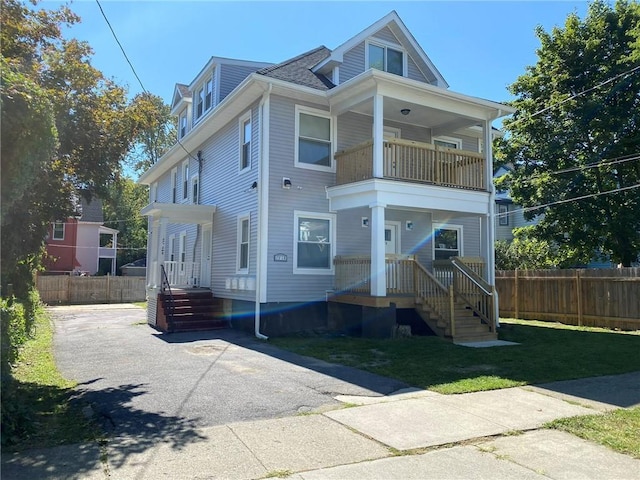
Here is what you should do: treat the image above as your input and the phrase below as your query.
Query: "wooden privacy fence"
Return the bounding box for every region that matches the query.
[495,268,640,330]
[37,275,147,304]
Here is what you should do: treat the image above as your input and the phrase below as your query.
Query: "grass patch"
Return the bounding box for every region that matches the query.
[546,407,640,458]
[3,308,101,451]
[271,319,640,394]
[132,301,147,309]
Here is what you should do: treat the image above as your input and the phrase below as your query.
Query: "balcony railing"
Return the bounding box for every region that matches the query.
[163,261,199,287]
[335,138,486,191]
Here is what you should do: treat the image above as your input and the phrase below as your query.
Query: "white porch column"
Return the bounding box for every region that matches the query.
[373,94,384,178]
[370,201,387,297]
[484,119,499,325]
[148,218,160,288]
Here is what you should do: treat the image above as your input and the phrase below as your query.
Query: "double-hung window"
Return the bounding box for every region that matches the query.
[204,77,213,111]
[294,211,335,274]
[296,107,332,171]
[191,175,199,204]
[182,161,189,201]
[52,222,65,240]
[498,204,509,226]
[433,224,463,260]
[179,112,187,139]
[196,86,204,119]
[237,214,250,273]
[368,42,405,76]
[171,168,178,203]
[239,112,251,171]
[433,136,462,150]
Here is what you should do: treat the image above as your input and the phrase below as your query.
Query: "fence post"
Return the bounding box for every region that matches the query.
[106,274,111,304]
[66,274,71,304]
[575,269,583,326]
[514,268,519,319]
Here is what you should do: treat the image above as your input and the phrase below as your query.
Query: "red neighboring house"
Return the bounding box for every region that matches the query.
[44,196,118,275]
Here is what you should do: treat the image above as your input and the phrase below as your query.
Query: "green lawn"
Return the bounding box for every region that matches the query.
[547,407,640,459]
[271,319,640,394]
[3,308,101,450]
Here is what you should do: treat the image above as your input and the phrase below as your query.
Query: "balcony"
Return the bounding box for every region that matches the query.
[335,138,486,191]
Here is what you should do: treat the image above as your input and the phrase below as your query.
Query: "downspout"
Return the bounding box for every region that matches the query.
[254,84,272,340]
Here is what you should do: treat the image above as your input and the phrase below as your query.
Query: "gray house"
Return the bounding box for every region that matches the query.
[139,11,515,342]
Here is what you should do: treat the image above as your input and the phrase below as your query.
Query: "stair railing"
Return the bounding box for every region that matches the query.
[449,257,495,331]
[413,260,455,334]
[160,264,175,333]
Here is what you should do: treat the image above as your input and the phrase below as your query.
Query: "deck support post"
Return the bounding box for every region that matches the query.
[370,201,386,297]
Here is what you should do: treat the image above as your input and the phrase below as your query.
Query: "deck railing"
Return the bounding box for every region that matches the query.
[163,261,199,287]
[335,138,486,190]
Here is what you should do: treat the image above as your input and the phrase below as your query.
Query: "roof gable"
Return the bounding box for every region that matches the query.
[171,83,191,112]
[313,10,448,88]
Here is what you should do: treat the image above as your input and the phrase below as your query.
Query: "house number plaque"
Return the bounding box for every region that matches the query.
[273,253,288,262]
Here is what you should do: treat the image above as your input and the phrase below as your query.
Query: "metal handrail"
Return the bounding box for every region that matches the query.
[160,264,175,333]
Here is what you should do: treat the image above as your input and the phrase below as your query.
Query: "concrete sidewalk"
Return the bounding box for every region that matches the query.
[3,372,639,480]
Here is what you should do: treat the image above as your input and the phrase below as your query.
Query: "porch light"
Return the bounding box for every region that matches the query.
[400,108,411,116]
[282,177,292,189]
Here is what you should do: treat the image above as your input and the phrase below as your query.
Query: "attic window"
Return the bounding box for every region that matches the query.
[368,42,404,76]
[179,112,187,139]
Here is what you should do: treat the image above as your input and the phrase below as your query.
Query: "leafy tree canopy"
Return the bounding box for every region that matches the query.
[0,0,168,292]
[496,0,640,267]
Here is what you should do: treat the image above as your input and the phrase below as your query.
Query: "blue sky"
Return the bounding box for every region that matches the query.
[48,0,590,106]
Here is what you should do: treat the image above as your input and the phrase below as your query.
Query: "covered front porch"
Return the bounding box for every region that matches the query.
[330,254,496,343]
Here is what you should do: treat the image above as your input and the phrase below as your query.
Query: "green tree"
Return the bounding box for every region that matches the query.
[0,0,146,293]
[496,0,640,267]
[127,92,177,177]
[495,227,562,270]
[103,178,149,270]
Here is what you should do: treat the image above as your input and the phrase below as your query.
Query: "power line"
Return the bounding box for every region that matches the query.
[496,183,640,218]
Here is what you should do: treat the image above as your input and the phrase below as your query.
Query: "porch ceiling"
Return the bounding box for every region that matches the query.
[140,202,216,224]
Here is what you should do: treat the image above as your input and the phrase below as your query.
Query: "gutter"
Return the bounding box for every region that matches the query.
[254,83,272,340]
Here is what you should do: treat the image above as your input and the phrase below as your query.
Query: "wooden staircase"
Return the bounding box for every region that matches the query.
[415,299,497,343]
[156,289,228,333]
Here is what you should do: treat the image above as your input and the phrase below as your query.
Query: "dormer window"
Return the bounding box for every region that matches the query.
[205,78,213,111]
[367,42,405,76]
[194,75,214,122]
[196,86,204,119]
[179,112,187,139]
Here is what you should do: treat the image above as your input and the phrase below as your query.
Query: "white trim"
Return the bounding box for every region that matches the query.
[365,39,408,77]
[181,160,189,202]
[293,210,336,275]
[52,222,65,241]
[191,174,199,204]
[383,125,401,138]
[150,182,158,203]
[168,234,176,262]
[170,168,178,203]
[257,88,271,305]
[432,222,464,260]
[179,110,188,139]
[384,220,402,254]
[294,105,335,173]
[236,213,250,274]
[178,231,187,266]
[239,110,252,173]
[433,135,462,149]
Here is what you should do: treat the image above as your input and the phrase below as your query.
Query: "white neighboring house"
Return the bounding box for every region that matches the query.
[139,11,515,341]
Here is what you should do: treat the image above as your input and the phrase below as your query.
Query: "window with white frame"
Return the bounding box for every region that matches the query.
[179,112,187,139]
[204,77,213,111]
[52,222,65,240]
[150,182,158,203]
[179,232,186,270]
[239,112,251,171]
[433,224,463,260]
[236,215,250,273]
[168,234,176,261]
[296,107,332,170]
[182,161,189,200]
[191,174,199,204]
[433,136,462,149]
[195,86,204,120]
[498,204,509,226]
[294,212,335,273]
[171,168,177,203]
[367,41,405,76]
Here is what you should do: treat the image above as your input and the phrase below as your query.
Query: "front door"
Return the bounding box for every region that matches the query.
[385,222,399,254]
[200,224,212,288]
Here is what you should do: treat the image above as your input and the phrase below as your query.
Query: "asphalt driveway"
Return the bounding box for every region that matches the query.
[51,304,407,439]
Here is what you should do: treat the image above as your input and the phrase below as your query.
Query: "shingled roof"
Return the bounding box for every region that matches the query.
[257,46,334,90]
[78,196,104,223]
[176,83,190,97]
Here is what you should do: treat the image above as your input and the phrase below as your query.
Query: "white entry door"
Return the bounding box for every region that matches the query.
[385,222,400,255]
[200,224,212,288]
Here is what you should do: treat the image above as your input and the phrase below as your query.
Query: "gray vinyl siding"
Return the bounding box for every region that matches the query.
[337,209,433,264]
[372,26,399,44]
[337,111,431,150]
[266,95,336,302]
[340,42,365,84]
[219,64,261,102]
[198,102,259,300]
[407,56,430,84]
